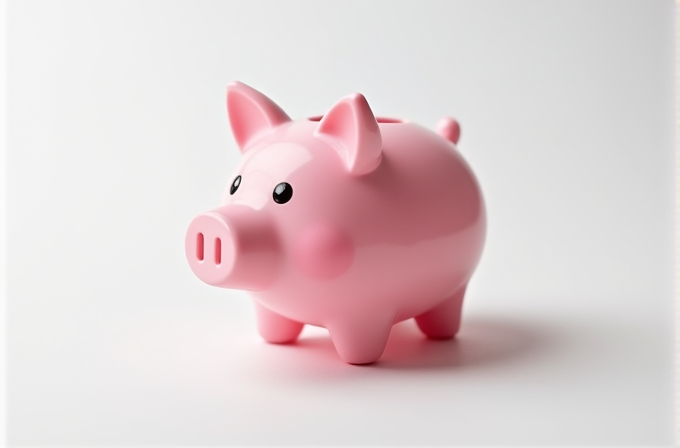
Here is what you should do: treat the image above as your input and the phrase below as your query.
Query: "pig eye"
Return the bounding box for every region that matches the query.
[230,175,242,195]
[273,182,293,204]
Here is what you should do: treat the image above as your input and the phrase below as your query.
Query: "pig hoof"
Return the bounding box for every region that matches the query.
[327,317,393,364]
[346,357,380,365]
[254,301,304,344]
[259,322,304,344]
[335,346,384,365]
[415,286,466,340]
[263,334,302,345]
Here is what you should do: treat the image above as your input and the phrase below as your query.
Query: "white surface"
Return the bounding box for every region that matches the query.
[0,0,7,446]
[6,0,675,445]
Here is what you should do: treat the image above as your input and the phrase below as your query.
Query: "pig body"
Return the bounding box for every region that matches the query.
[186,82,486,364]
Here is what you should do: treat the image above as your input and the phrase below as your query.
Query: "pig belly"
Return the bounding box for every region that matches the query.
[251,229,474,328]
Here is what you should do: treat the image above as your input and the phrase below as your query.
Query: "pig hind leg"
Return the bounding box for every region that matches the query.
[415,285,466,339]
[254,301,304,344]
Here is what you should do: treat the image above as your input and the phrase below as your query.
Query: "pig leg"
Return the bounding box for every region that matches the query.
[254,301,304,344]
[415,285,466,339]
[327,314,395,364]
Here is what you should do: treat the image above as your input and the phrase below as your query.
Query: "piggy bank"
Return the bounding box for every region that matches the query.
[185,82,486,364]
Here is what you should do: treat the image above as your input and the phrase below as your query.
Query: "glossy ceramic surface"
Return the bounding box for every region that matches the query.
[185,81,486,364]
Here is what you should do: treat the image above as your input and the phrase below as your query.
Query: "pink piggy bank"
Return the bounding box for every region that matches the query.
[185,82,486,364]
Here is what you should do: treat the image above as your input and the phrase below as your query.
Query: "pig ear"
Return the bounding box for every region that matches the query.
[226,81,291,152]
[315,93,382,176]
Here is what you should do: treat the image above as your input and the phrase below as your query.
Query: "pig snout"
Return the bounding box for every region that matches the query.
[185,206,278,290]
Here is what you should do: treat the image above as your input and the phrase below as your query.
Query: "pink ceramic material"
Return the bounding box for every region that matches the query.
[185,82,486,364]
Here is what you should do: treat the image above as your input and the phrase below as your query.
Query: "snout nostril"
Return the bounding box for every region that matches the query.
[215,238,222,265]
[197,233,204,261]
[215,238,222,266]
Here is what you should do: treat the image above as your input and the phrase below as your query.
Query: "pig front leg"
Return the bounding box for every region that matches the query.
[415,284,466,339]
[254,301,304,344]
[327,314,395,364]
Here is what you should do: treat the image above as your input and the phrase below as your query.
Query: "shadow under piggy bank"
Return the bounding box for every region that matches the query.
[291,316,554,370]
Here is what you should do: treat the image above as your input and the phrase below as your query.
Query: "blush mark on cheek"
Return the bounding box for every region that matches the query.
[293,225,354,280]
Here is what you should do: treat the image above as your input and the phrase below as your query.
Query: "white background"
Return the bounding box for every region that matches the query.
[6,0,675,445]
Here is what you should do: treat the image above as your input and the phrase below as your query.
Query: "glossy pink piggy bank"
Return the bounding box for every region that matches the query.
[185,82,486,364]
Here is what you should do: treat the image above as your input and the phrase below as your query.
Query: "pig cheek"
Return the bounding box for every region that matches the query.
[292,225,354,280]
